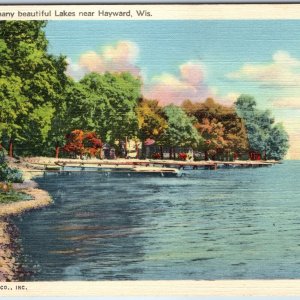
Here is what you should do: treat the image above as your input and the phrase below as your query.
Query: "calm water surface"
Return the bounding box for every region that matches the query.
[14,161,300,280]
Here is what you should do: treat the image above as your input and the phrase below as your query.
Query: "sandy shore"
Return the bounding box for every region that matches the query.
[0,188,52,281]
[0,220,19,281]
[0,159,53,281]
[0,188,52,218]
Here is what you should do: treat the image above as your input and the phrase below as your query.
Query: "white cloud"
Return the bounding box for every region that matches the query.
[66,40,140,80]
[67,45,214,106]
[273,50,300,67]
[79,51,104,73]
[273,97,300,109]
[143,60,213,105]
[102,40,139,64]
[227,50,300,88]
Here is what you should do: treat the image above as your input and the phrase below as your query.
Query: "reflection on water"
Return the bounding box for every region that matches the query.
[14,161,300,280]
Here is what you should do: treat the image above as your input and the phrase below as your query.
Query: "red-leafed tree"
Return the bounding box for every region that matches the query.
[63,130,102,159]
[63,130,85,158]
[83,131,103,158]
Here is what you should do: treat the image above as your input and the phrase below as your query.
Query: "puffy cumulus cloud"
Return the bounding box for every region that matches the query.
[179,61,205,85]
[66,40,140,80]
[273,97,300,109]
[273,50,300,67]
[143,61,213,106]
[227,50,300,88]
[102,40,139,65]
[79,51,104,73]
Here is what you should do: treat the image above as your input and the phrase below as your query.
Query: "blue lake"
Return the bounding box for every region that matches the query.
[14,161,300,280]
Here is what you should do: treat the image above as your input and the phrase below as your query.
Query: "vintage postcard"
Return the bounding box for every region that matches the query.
[0,3,300,296]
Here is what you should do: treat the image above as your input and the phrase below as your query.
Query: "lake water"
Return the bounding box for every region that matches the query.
[14,161,300,280]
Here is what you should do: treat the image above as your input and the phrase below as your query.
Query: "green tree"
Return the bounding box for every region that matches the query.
[79,72,141,155]
[266,123,289,160]
[235,94,288,160]
[161,105,202,158]
[64,79,98,132]
[0,76,27,155]
[47,72,141,158]
[45,79,92,158]
[0,21,68,156]
[235,95,270,158]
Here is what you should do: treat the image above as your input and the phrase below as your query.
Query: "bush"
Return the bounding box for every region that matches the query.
[152,152,161,159]
[178,152,187,161]
[0,190,30,204]
[0,151,23,183]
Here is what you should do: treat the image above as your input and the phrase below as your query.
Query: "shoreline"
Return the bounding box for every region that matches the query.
[0,163,52,282]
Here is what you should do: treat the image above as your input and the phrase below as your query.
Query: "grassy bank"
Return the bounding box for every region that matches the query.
[0,190,32,205]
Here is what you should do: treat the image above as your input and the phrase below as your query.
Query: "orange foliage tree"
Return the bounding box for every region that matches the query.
[63,130,102,158]
[83,132,103,158]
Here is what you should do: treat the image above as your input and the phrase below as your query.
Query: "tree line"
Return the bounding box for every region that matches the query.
[0,21,289,160]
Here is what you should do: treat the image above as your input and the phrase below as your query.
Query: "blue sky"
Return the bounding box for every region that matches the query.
[45,20,300,159]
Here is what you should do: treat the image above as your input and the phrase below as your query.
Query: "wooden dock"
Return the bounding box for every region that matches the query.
[52,159,278,170]
[22,158,279,173]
